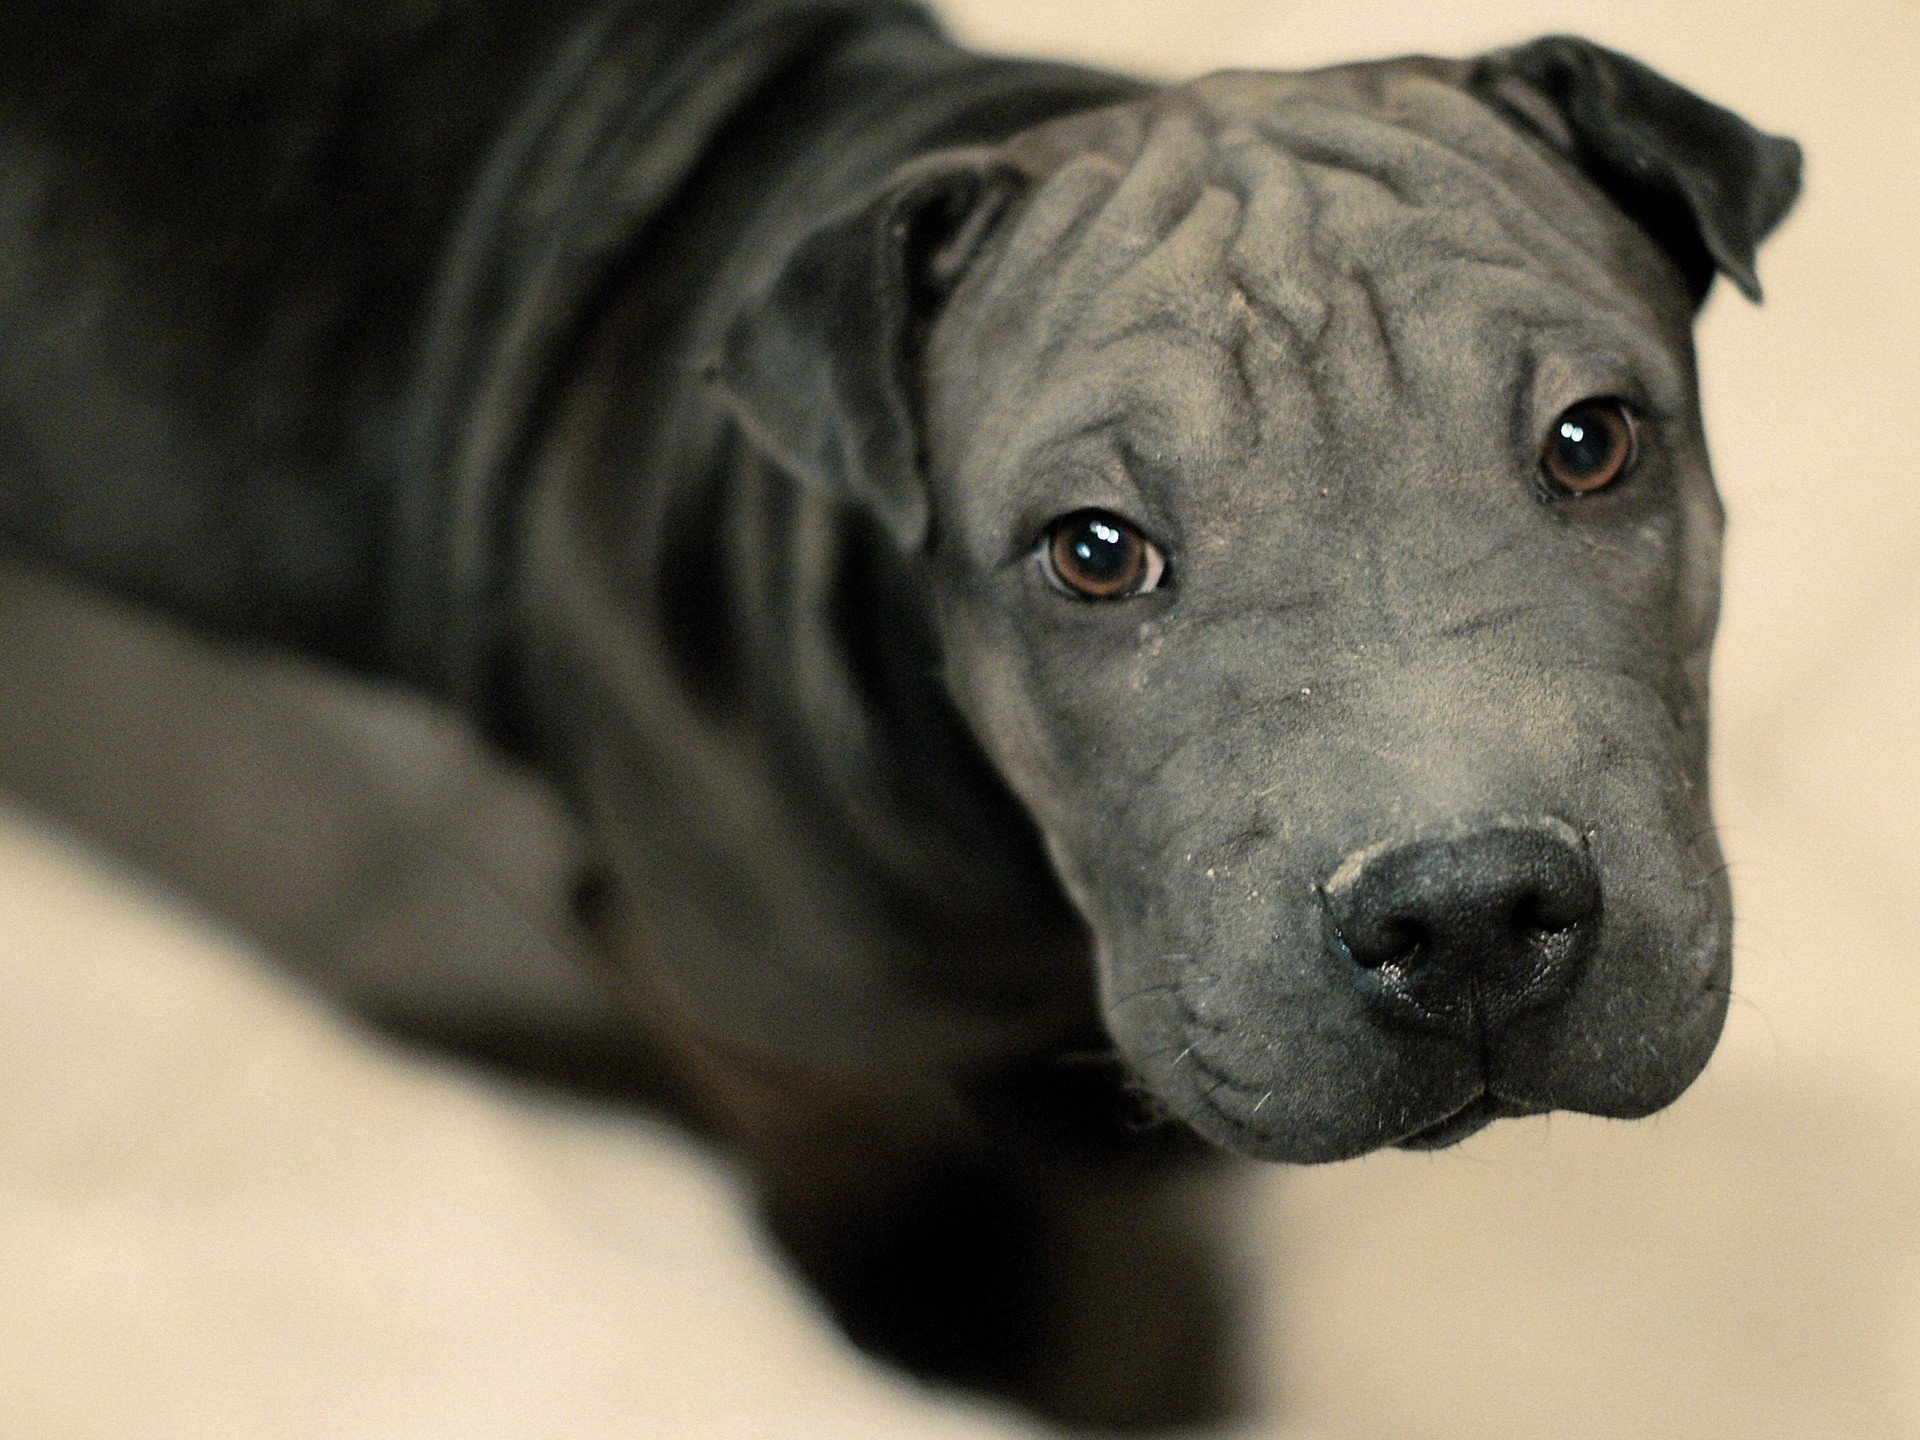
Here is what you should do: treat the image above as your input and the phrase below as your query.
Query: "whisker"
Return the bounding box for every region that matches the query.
[1688,859,1738,891]
[1702,979,1783,1061]
[1130,1041,1191,1066]
[1111,979,1185,1011]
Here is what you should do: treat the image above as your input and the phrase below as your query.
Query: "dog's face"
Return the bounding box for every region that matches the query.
[718,39,1799,1160]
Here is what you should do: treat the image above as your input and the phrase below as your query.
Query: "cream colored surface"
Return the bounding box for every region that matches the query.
[2,2,1915,1437]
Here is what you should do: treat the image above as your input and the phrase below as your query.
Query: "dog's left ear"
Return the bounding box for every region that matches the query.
[1468,35,1802,304]
[708,150,1022,551]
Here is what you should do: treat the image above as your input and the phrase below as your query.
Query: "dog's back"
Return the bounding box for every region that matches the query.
[0,2,603,665]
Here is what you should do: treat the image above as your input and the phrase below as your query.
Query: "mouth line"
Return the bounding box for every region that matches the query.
[1168,971,1570,1156]
[1182,1058,1543,1160]
[1391,1090,1538,1150]
[1181,1043,1540,1157]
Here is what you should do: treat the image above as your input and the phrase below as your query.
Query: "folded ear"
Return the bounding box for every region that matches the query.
[1468,35,1802,304]
[707,150,1022,550]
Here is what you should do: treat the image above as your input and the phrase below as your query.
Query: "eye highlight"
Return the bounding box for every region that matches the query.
[1542,398,1639,496]
[1041,510,1167,601]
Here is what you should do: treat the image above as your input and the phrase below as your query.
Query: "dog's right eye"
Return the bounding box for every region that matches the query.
[1040,510,1167,601]
[1541,397,1639,496]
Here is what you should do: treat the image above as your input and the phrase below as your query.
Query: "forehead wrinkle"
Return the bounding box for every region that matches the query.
[970,152,1122,318]
[1059,182,1273,456]
[1378,73,1576,184]
[940,65,1693,511]
[1044,106,1216,305]
[1212,150,1424,410]
[1249,96,1637,314]
[1023,134,1336,446]
[1068,181,1242,353]
[1217,133,1333,356]
[962,121,1216,392]
[983,330,1254,496]
[1210,138,1660,412]
[951,177,1255,456]
[1369,72,1661,264]
[1202,99,1631,408]
[1252,95,1519,209]
[935,160,1122,448]
[977,77,1608,391]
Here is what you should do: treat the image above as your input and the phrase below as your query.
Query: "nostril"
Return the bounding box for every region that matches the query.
[1509,890,1563,938]
[1321,874,1435,971]
[1384,917,1429,952]
[1350,917,1427,970]
[1518,858,1602,936]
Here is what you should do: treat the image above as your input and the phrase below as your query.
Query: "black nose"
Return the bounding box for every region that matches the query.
[1322,817,1600,1034]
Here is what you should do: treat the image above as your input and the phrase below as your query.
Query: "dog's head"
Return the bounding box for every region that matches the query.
[714,37,1800,1160]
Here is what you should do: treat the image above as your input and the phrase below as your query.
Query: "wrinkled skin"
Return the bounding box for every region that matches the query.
[924,66,1735,1162]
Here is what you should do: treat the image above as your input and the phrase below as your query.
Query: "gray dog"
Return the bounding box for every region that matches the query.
[0,0,1798,1428]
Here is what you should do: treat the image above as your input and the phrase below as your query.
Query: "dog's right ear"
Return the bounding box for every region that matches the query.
[1468,36,1802,305]
[706,150,1023,552]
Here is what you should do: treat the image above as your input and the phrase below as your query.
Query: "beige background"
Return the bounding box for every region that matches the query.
[2,2,1916,1437]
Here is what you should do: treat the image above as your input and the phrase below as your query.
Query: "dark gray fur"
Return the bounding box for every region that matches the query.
[0,3,1799,1429]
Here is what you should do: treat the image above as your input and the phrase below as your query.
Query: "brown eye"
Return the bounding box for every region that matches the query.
[1042,510,1167,600]
[1542,398,1639,495]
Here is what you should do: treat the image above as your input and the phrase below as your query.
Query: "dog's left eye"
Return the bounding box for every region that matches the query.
[1040,510,1167,601]
[1541,398,1639,495]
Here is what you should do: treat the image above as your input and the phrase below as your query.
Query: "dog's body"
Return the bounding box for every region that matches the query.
[0,2,1799,1428]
